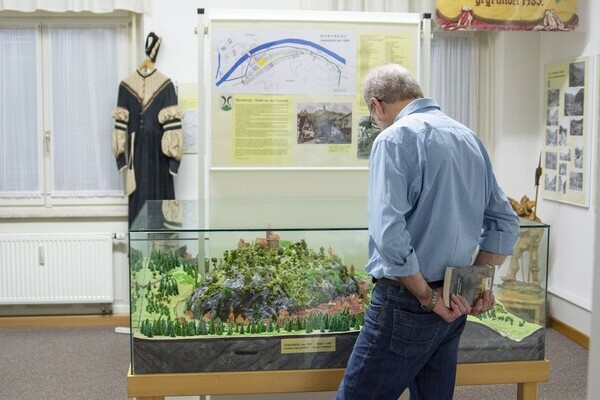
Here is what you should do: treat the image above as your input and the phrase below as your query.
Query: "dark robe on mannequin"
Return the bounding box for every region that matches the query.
[111,67,183,226]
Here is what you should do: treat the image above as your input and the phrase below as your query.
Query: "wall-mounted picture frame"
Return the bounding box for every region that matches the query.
[541,57,594,207]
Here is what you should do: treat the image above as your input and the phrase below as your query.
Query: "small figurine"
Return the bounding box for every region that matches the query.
[502,155,545,286]
[502,196,544,286]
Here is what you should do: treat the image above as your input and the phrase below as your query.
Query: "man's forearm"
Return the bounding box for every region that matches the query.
[474,250,507,266]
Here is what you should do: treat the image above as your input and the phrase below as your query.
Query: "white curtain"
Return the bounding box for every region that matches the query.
[0,28,41,197]
[50,27,123,197]
[0,0,151,13]
[430,32,478,129]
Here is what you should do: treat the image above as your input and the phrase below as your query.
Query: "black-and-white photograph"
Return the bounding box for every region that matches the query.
[569,171,583,191]
[356,115,381,159]
[558,175,567,194]
[559,163,567,176]
[545,152,557,170]
[297,103,352,144]
[546,127,558,146]
[574,141,584,168]
[564,87,584,116]
[546,107,559,125]
[544,174,557,191]
[558,122,568,145]
[547,89,560,107]
[569,61,585,87]
[559,147,571,161]
[570,118,583,136]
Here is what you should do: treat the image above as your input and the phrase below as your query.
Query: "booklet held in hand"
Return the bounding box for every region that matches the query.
[442,265,495,308]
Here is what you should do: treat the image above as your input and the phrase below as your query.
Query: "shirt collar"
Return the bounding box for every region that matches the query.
[395,98,441,122]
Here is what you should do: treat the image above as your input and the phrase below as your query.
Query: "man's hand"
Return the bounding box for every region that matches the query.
[432,289,471,322]
[469,290,495,316]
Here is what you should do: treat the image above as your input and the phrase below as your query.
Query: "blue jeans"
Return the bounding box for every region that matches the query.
[336,282,466,400]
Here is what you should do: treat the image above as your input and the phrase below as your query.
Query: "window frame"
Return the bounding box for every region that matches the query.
[0,14,132,217]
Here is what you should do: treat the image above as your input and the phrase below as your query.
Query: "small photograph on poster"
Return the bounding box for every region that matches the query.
[356,115,381,159]
[559,147,571,161]
[558,175,567,194]
[558,121,568,145]
[574,141,584,168]
[569,61,585,87]
[545,152,557,170]
[545,127,558,146]
[564,87,584,116]
[570,118,583,136]
[559,163,567,176]
[544,174,557,192]
[547,89,560,107]
[546,108,559,125]
[569,171,583,191]
[296,103,352,144]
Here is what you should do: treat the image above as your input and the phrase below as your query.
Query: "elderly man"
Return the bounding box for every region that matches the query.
[336,64,519,400]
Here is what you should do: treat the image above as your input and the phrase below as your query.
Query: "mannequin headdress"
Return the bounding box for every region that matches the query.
[145,32,162,63]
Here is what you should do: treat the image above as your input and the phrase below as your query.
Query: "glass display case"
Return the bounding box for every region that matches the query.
[458,218,549,363]
[129,200,549,374]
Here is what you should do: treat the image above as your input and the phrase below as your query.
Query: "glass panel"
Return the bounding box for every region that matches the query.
[0,28,41,197]
[130,199,369,233]
[50,27,122,196]
[130,201,549,373]
[459,218,550,363]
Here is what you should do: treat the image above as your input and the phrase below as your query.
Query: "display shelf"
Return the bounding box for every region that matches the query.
[127,359,550,400]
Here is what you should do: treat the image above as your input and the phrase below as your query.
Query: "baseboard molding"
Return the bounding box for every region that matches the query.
[548,315,589,349]
[0,314,130,329]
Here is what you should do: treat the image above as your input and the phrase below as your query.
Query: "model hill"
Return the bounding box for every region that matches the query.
[188,233,359,321]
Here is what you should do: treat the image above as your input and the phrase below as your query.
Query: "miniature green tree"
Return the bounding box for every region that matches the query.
[305,320,313,334]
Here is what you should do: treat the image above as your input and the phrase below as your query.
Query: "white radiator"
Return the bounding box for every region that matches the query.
[0,233,113,304]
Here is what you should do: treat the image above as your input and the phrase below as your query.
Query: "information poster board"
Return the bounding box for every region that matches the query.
[204,10,421,169]
[541,57,592,207]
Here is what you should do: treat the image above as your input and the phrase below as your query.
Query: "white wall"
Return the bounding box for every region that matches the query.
[490,0,596,336]
[579,2,600,398]
[537,1,597,335]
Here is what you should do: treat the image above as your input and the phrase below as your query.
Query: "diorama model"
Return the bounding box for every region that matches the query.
[130,219,548,373]
[130,231,369,373]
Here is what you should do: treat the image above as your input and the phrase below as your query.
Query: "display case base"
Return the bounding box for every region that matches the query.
[128,359,550,400]
[132,320,545,374]
[132,332,359,374]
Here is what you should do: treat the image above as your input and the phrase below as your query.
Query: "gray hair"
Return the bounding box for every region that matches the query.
[362,64,423,105]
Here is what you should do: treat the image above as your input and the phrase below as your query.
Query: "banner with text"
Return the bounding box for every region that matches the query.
[435,0,578,31]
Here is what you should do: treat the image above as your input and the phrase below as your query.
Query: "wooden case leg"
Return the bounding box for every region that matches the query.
[517,382,538,400]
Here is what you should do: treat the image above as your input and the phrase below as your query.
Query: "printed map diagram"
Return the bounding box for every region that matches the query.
[213,30,356,95]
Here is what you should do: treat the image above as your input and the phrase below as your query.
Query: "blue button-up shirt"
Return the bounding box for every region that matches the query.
[367,98,519,282]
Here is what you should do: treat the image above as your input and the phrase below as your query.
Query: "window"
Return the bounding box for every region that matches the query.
[0,18,130,212]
